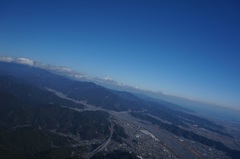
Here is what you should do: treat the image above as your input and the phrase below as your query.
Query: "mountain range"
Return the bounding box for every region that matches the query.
[0,59,240,159]
[1,56,239,122]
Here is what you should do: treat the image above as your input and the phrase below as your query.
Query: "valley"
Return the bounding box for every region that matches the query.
[51,88,240,159]
[0,61,240,159]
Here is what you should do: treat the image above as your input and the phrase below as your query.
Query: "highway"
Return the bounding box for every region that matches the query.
[84,116,114,159]
[48,88,194,158]
[47,88,115,159]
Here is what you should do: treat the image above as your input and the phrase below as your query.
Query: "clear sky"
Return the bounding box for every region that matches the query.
[0,0,240,108]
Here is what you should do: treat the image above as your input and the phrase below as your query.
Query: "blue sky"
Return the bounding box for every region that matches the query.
[0,0,240,107]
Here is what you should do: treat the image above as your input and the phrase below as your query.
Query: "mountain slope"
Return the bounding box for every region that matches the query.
[0,75,111,159]
[1,61,239,159]
[0,61,231,135]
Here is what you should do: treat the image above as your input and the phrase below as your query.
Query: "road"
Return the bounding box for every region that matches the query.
[47,88,201,159]
[47,88,115,159]
[84,115,114,159]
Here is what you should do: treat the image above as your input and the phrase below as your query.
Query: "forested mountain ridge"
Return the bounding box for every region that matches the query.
[1,61,240,159]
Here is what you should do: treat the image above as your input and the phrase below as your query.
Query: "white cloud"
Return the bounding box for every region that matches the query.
[16,58,34,66]
[103,76,113,81]
[74,74,85,79]
[61,67,72,72]
[99,76,119,85]
[0,56,34,66]
[0,56,14,62]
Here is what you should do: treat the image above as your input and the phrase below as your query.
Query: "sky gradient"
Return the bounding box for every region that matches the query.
[0,0,240,108]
